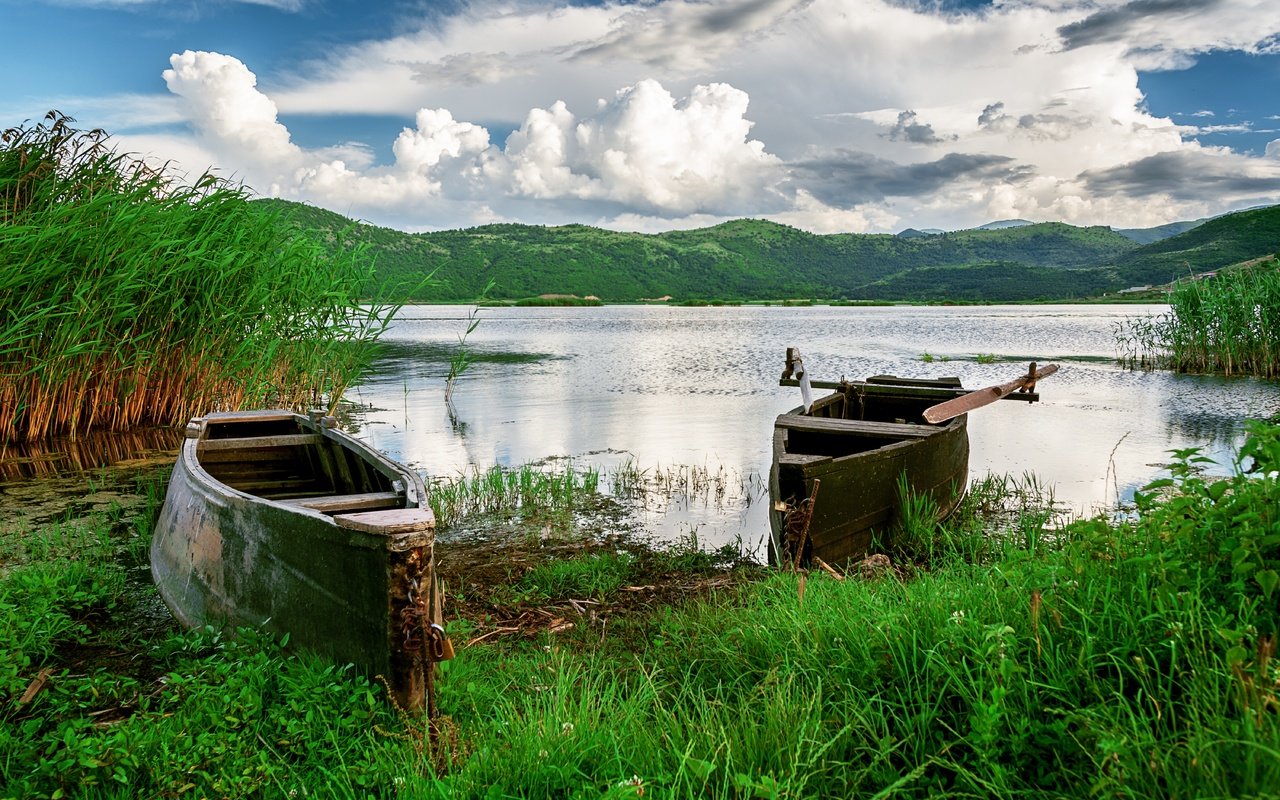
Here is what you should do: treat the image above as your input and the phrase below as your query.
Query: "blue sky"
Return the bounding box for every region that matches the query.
[3,0,1279,233]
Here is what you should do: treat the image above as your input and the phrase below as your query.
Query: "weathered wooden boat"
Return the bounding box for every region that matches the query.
[769,353,1055,567]
[151,410,451,711]
[769,374,971,566]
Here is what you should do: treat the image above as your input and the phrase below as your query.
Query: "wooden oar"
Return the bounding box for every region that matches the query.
[923,362,1059,424]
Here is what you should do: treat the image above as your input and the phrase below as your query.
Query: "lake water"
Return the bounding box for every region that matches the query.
[346,304,1280,552]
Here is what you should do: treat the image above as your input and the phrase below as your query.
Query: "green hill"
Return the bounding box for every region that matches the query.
[1100,205,1280,286]
[257,199,1278,302]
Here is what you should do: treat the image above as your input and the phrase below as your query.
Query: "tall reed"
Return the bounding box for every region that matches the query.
[1116,259,1280,377]
[0,112,400,442]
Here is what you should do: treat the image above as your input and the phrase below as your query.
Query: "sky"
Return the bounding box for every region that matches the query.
[2,0,1279,234]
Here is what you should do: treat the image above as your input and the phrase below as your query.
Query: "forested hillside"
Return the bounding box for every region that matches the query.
[260,199,1278,302]
[1100,205,1280,286]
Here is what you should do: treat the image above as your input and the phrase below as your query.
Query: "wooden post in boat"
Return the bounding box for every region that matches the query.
[782,347,814,413]
[791,479,820,571]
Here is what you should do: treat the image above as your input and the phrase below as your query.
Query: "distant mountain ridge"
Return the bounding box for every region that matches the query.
[260,200,1279,302]
[1113,219,1205,245]
[973,219,1034,231]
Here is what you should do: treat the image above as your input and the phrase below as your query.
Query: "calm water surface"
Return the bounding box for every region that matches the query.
[347,304,1280,551]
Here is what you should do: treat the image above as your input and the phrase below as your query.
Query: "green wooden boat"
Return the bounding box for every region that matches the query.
[151,410,450,711]
[769,376,970,567]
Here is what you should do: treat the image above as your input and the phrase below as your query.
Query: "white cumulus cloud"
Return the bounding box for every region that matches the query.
[505,80,784,214]
[120,0,1280,231]
[163,51,303,171]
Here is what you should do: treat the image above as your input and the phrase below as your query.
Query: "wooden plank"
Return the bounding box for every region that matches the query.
[777,416,939,439]
[205,409,297,423]
[225,477,316,492]
[205,467,301,484]
[198,448,298,464]
[199,434,324,451]
[865,374,962,388]
[778,453,831,467]
[278,492,403,513]
[334,508,435,534]
[312,435,340,489]
[327,440,357,493]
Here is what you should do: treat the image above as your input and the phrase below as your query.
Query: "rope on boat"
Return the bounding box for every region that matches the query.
[782,478,821,571]
[399,549,455,722]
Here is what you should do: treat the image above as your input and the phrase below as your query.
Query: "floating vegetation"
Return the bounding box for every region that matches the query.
[0,113,401,442]
[1116,259,1280,377]
[606,460,767,514]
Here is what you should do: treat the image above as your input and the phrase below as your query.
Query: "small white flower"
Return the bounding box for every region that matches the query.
[617,775,645,796]
[561,722,575,734]
[950,610,966,625]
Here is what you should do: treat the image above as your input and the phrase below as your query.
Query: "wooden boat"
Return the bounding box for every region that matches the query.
[769,375,971,567]
[151,410,451,711]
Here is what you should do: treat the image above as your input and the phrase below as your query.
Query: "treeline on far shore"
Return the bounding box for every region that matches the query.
[263,196,1280,305]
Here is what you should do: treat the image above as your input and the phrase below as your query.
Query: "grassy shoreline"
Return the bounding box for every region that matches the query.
[2,426,1277,798]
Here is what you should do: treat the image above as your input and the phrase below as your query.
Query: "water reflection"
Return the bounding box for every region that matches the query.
[348,304,1280,548]
[0,427,182,482]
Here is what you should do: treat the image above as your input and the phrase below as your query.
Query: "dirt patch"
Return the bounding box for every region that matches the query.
[435,499,763,647]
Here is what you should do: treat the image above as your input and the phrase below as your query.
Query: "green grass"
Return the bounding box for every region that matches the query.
[3,426,1278,797]
[0,113,403,441]
[514,552,638,600]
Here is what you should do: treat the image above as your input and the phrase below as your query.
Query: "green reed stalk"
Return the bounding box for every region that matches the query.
[1116,259,1280,377]
[427,463,599,527]
[1,113,401,441]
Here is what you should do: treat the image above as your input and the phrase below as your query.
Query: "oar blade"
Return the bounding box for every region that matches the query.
[922,363,1059,424]
[923,387,1002,423]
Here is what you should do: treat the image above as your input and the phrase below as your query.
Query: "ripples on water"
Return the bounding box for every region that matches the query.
[346,304,1280,550]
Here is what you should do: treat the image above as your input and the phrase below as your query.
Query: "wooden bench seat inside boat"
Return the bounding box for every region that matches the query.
[777,416,938,439]
[196,416,397,502]
[197,434,325,453]
[277,491,403,514]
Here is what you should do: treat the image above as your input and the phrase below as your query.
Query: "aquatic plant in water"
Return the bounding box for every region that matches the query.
[1116,259,1280,377]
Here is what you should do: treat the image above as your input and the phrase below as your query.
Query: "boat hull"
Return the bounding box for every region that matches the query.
[151,411,438,709]
[769,379,969,566]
